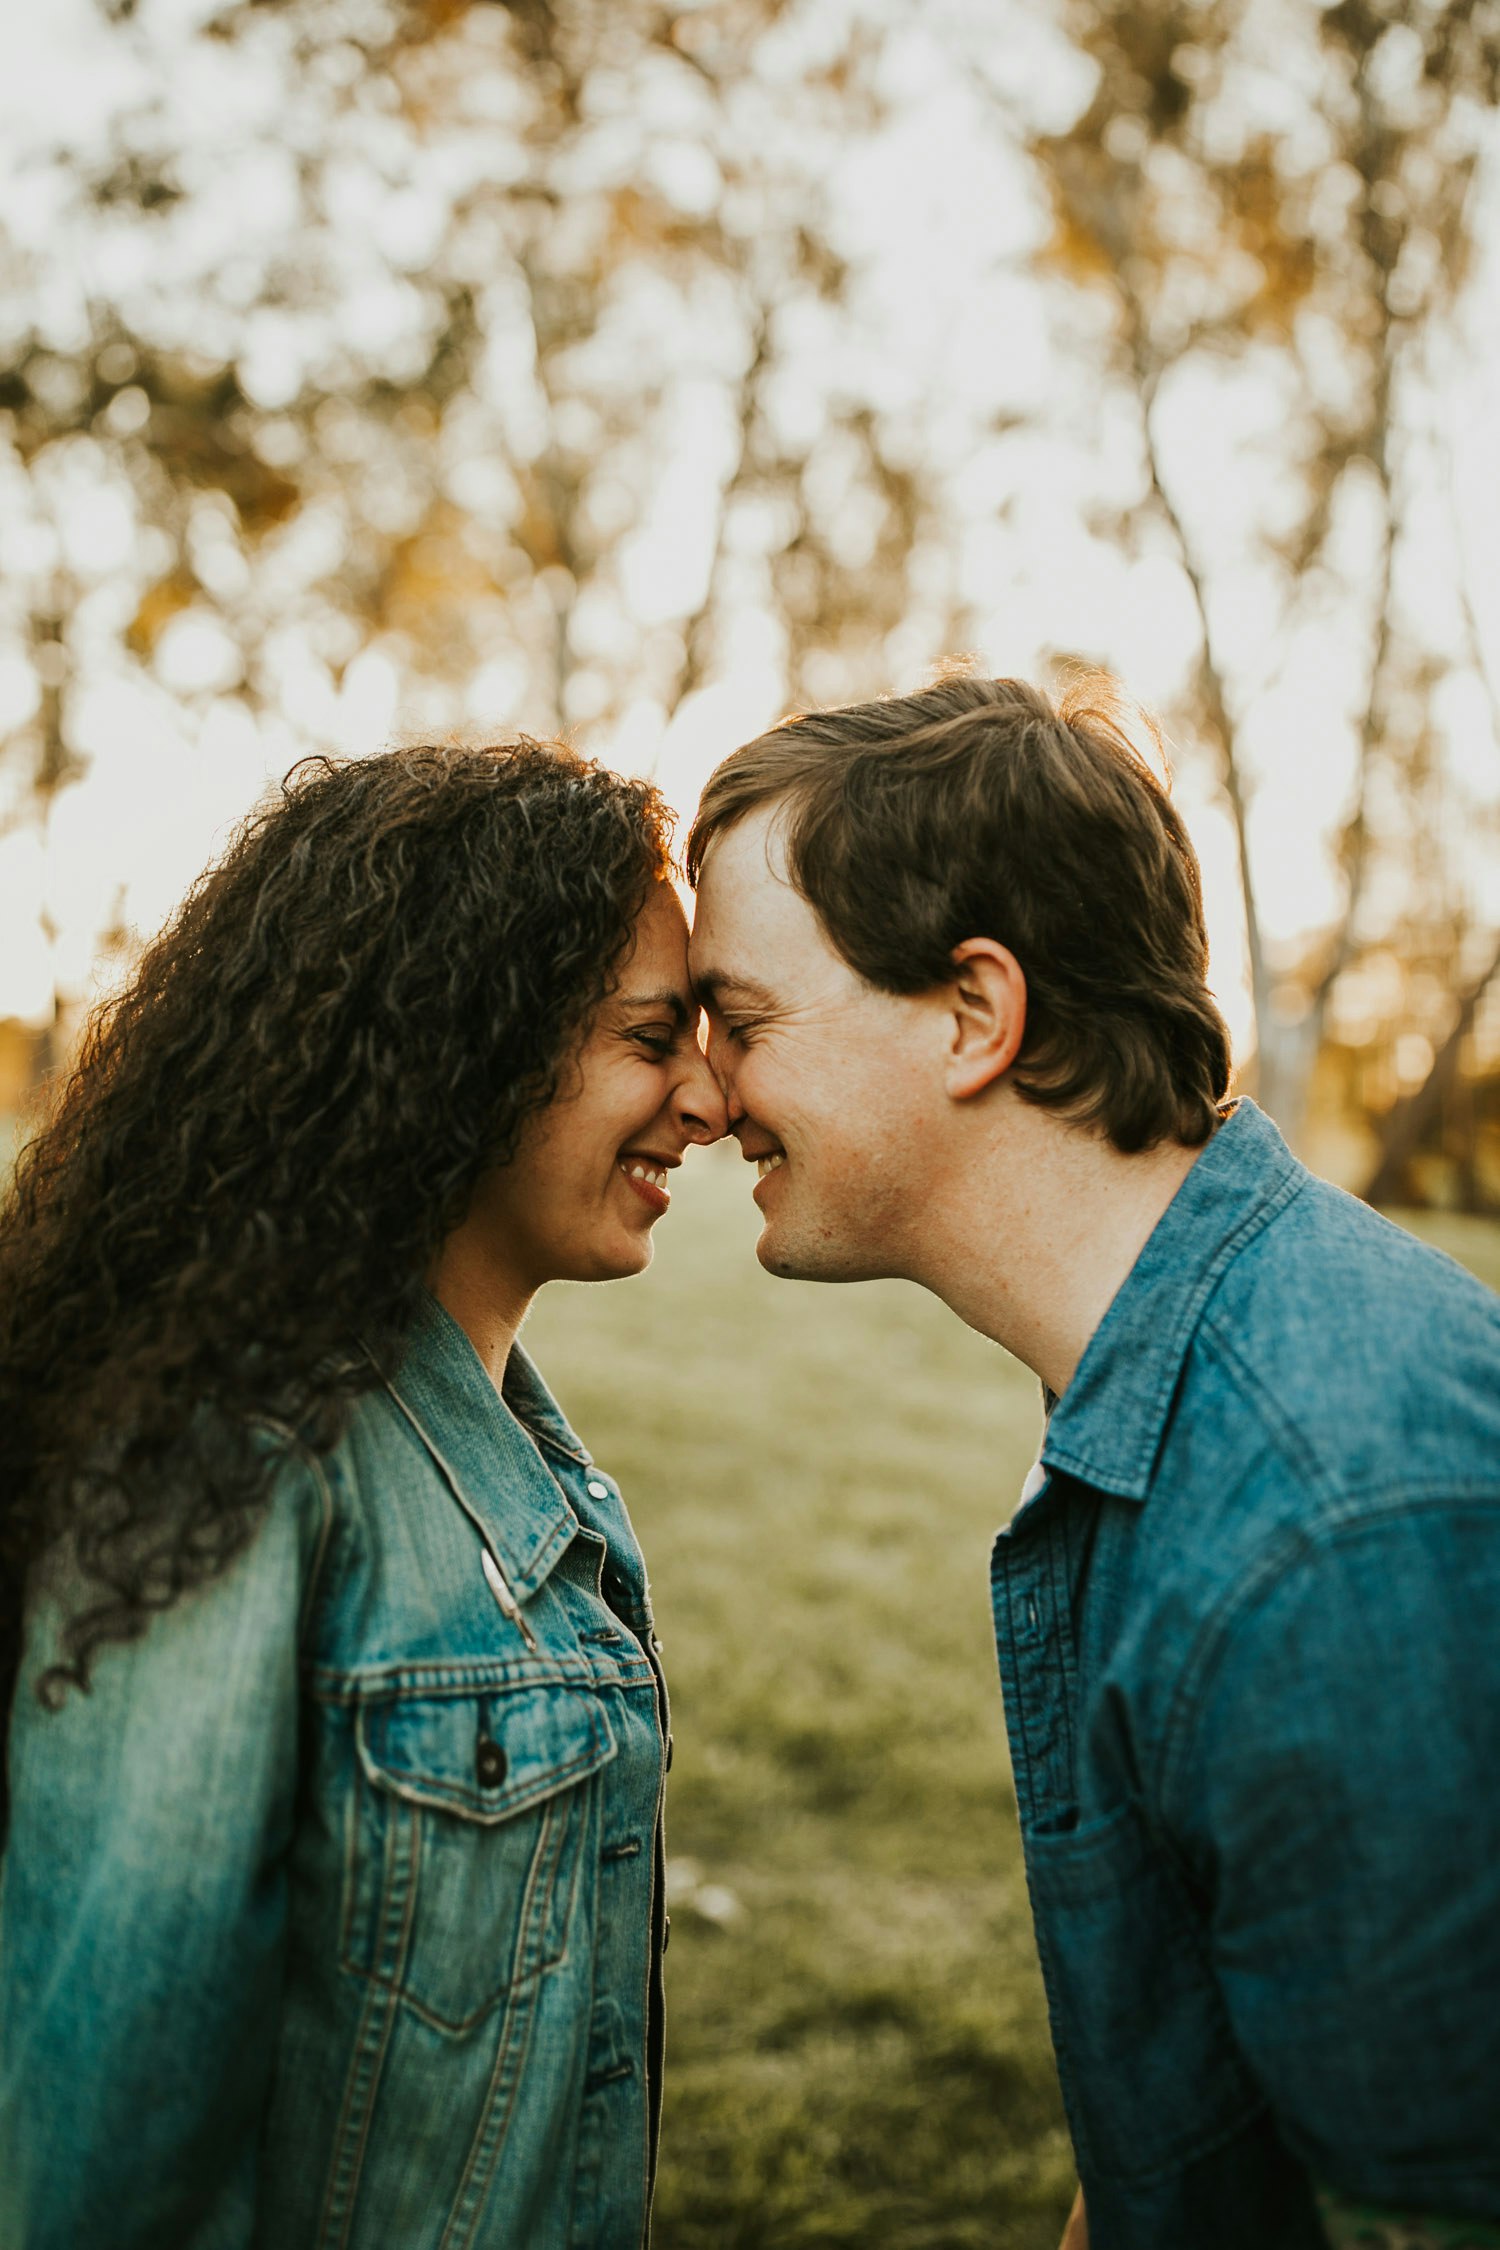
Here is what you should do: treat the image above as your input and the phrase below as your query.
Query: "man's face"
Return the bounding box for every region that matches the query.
[689,805,939,1282]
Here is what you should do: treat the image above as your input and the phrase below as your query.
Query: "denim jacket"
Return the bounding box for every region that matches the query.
[1,1295,670,2250]
[991,1101,1500,2250]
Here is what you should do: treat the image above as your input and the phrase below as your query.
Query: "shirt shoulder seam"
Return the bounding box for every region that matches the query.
[1156,1489,1500,1815]
[1191,1309,1343,1503]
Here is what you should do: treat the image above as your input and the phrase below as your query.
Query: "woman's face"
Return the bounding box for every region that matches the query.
[462,882,728,1295]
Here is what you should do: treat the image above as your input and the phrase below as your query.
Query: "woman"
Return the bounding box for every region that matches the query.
[0,739,726,2250]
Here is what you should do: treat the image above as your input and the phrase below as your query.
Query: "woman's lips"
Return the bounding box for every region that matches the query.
[618,1158,670,1213]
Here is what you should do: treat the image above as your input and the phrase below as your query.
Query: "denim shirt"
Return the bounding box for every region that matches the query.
[1,1295,670,2250]
[991,1102,1500,2250]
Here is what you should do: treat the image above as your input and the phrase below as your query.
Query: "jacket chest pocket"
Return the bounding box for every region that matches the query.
[1023,1797,1266,2184]
[341,1683,617,2036]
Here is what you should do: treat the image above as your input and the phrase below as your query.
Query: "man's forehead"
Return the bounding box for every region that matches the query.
[693,812,813,939]
[690,801,854,996]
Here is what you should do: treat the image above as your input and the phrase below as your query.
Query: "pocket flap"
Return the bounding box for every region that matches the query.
[357,1686,617,1824]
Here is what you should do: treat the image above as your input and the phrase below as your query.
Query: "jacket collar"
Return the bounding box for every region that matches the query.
[379,1292,590,1601]
[1040,1100,1307,1502]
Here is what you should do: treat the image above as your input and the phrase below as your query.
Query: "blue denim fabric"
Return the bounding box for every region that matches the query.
[0,1295,669,2250]
[991,1100,1500,2250]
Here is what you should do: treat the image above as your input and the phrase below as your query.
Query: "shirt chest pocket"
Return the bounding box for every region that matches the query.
[1023,1797,1266,2184]
[341,1683,617,2036]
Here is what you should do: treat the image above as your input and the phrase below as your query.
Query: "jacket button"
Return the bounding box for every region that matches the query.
[476,1738,507,1789]
[586,1479,609,1499]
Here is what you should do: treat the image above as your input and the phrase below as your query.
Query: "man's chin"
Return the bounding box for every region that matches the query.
[755,1234,804,1280]
[755,1220,868,1286]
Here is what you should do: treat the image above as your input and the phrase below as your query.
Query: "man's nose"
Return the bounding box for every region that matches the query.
[675,1043,730,1145]
[702,1023,745,1127]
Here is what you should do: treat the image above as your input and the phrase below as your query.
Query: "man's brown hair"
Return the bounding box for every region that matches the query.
[686,672,1232,1153]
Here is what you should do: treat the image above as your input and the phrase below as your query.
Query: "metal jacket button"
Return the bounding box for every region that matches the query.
[476,1738,507,1790]
[586,1478,609,1499]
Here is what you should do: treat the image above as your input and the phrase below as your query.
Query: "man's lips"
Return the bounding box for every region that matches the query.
[750,1149,786,1205]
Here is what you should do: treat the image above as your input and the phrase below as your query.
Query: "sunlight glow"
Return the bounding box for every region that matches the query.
[1,0,1496,1109]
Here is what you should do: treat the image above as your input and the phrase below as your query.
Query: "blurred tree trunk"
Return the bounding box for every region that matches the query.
[1362,934,1500,1206]
[1030,0,1500,1149]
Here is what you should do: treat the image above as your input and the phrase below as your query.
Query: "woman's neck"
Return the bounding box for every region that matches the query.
[428,1221,535,1389]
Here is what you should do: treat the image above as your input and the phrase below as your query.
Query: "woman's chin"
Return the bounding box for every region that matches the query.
[607,1233,655,1279]
[558,1230,656,1285]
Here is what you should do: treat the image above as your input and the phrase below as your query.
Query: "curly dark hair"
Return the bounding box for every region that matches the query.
[0,738,673,1807]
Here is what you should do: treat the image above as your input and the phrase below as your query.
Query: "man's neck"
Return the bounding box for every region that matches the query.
[917,1099,1210,1396]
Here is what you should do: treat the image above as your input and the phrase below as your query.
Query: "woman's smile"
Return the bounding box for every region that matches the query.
[618,1152,675,1212]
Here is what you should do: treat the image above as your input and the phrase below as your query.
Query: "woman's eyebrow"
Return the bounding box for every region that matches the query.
[613,987,692,1024]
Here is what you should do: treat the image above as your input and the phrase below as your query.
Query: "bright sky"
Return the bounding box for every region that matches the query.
[3,0,1499,1066]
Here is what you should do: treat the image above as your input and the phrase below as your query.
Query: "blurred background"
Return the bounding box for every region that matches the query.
[7,0,1500,1197]
[5,1,1500,2240]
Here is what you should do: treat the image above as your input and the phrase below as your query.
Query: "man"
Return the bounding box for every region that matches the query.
[685,672,1500,2250]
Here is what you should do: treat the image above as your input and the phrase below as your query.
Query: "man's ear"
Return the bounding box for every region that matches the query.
[944,938,1027,1101]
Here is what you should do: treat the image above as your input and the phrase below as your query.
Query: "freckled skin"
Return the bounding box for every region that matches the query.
[688,808,947,1287]
[690,803,1206,1402]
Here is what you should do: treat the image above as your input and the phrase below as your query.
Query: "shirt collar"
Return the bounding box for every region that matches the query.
[1039,1100,1306,1502]
[379,1292,591,1601]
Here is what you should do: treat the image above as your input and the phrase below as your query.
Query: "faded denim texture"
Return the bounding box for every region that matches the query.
[991,1099,1500,2250]
[0,1295,669,2250]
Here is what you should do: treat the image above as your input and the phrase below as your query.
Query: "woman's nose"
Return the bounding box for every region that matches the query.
[675,1045,730,1145]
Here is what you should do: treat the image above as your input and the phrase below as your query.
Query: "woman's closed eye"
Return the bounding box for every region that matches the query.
[628,1026,678,1059]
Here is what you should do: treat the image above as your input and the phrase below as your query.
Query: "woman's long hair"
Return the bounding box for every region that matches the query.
[0,738,672,1796]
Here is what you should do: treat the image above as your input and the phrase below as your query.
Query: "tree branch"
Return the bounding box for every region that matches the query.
[665,296,772,720]
[1130,317,1270,1046]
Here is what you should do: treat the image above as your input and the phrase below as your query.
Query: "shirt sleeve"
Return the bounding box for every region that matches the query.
[0,1452,331,2250]
[1168,1501,1500,2218]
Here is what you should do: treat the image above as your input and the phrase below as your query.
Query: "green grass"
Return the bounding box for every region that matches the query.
[524,1151,1500,2249]
[526,1144,1071,2247]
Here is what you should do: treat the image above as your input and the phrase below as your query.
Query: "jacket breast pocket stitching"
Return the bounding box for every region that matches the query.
[340,1688,615,2035]
[399,1789,577,2038]
[368,1735,611,1823]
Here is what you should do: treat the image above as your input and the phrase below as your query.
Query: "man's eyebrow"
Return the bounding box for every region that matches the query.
[613,987,692,1025]
[692,971,778,1009]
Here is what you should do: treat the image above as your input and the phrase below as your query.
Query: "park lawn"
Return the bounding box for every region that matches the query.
[524,1147,1500,2250]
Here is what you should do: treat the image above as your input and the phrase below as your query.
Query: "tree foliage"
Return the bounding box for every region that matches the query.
[0,0,939,882]
[1028,0,1500,1156]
